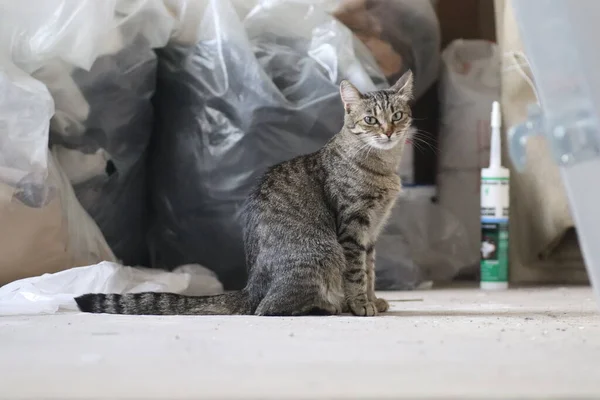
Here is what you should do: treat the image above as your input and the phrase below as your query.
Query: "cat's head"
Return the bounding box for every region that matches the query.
[339,70,413,150]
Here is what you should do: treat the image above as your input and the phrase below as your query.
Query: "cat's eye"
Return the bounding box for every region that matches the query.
[363,116,378,125]
[392,111,404,122]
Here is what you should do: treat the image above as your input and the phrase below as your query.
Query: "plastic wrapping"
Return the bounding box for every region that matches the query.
[0,36,118,285]
[0,261,223,315]
[0,0,116,73]
[376,187,469,289]
[38,1,178,265]
[0,64,54,207]
[0,0,116,205]
[242,0,441,97]
[45,38,158,265]
[0,0,176,283]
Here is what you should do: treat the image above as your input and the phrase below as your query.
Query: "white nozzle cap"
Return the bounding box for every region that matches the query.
[491,101,501,129]
[489,101,502,168]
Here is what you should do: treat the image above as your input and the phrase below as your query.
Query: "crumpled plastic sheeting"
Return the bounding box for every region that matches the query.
[0,0,121,204]
[376,188,470,290]
[31,1,178,265]
[0,0,175,73]
[0,65,54,206]
[0,261,224,316]
[0,0,179,265]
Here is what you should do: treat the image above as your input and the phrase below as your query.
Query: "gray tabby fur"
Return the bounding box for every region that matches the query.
[75,70,414,316]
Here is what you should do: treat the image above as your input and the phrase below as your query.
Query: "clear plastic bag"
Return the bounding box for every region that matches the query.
[376,187,470,289]
[0,0,117,206]
[0,0,177,283]
[237,0,442,98]
[0,0,116,73]
[0,61,116,286]
[149,0,422,289]
[37,1,178,265]
[44,37,159,266]
[0,64,54,207]
[3,0,178,265]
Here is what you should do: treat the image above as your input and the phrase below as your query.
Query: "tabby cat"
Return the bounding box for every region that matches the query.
[76,70,414,316]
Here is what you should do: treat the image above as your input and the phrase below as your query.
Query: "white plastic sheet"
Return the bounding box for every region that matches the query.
[0,0,179,282]
[0,261,224,315]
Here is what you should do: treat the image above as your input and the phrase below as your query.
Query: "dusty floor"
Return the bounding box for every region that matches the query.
[2,286,600,399]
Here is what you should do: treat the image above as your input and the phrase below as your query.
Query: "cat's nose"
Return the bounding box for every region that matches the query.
[384,130,393,138]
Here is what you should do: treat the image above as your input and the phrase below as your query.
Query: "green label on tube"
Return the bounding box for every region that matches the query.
[480,220,509,282]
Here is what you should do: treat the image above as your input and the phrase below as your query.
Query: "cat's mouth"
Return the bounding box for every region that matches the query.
[368,135,401,150]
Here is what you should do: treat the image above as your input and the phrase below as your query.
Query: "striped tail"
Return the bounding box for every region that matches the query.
[75,290,250,315]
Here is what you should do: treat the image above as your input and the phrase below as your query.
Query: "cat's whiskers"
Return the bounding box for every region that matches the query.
[410,130,439,155]
[365,142,375,160]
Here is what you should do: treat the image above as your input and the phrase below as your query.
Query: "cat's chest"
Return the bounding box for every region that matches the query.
[368,188,398,219]
[371,176,401,205]
[356,178,400,216]
[333,174,401,222]
[363,178,401,228]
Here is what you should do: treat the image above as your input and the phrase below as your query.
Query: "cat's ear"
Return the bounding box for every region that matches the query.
[340,80,363,112]
[391,70,414,99]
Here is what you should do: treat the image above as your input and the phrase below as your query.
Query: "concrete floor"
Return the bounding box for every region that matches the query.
[1,286,600,399]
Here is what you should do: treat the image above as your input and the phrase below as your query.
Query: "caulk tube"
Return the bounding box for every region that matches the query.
[480,101,509,290]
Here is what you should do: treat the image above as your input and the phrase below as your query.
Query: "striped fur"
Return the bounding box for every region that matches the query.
[75,291,249,315]
[75,71,414,316]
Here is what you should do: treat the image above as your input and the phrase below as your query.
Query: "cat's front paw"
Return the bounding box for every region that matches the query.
[375,298,389,313]
[347,300,378,317]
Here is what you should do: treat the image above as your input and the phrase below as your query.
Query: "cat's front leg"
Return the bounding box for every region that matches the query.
[366,246,389,313]
[340,227,377,316]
